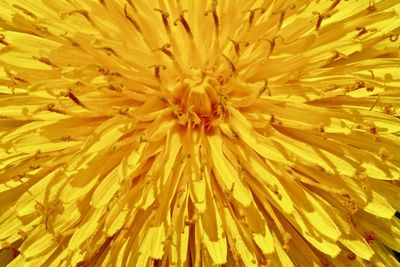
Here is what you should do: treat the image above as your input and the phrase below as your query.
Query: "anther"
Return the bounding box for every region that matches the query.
[124,4,142,33]
[12,174,25,183]
[149,64,166,82]
[204,1,219,35]
[327,0,341,12]
[174,10,193,39]
[352,80,365,90]
[12,4,37,19]
[347,252,356,260]
[68,91,86,108]
[29,164,40,170]
[365,231,375,244]
[367,0,377,12]
[378,147,392,161]
[0,34,9,46]
[369,95,379,111]
[368,70,375,80]
[312,12,325,31]
[228,38,249,57]
[60,32,80,47]
[355,27,368,38]
[258,80,271,97]
[98,47,118,56]
[68,10,94,24]
[258,36,284,56]
[33,56,57,67]
[46,103,66,114]
[5,69,28,84]
[34,25,50,35]
[222,54,237,76]
[383,105,396,115]
[126,0,137,12]
[273,5,295,29]
[328,50,349,63]
[154,9,171,33]
[153,43,174,59]
[366,85,374,92]
[243,8,265,26]
[387,32,399,42]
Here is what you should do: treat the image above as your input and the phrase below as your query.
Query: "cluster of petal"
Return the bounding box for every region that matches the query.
[0,0,400,266]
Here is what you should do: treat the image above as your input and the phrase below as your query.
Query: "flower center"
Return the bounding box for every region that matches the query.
[170,68,228,130]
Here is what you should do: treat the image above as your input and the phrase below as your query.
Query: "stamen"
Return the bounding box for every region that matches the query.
[97,67,121,77]
[46,103,66,115]
[369,95,379,111]
[126,0,137,12]
[368,70,375,80]
[68,91,86,108]
[386,32,399,42]
[258,80,271,97]
[355,26,377,39]
[0,34,9,46]
[378,147,392,161]
[30,164,40,170]
[355,26,367,38]
[34,25,50,35]
[174,10,193,39]
[12,4,37,19]
[347,252,356,260]
[365,231,375,244]
[124,4,142,33]
[154,9,171,33]
[383,105,396,115]
[61,135,72,141]
[273,5,296,29]
[228,38,249,57]
[60,32,80,47]
[327,50,348,63]
[258,36,284,57]
[96,47,118,57]
[243,8,265,27]
[204,1,220,36]
[68,10,95,26]
[184,212,199,226]
[367,0,377,12]
[312,12,325,31]
[5,69,28,84]
[327,0,341,11]
[153,43,174,59]
[222,54,237,76]
[12,173,25,183]
[33,56,58,67]
[17,230,28,240]
[149,64,166,82]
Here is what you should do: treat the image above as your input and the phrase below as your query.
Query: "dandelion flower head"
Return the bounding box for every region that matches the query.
[1,0,400,266]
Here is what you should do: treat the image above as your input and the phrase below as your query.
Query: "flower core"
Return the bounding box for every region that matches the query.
[1,1,400,267]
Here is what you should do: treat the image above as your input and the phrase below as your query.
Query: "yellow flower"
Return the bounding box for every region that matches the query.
[1,0,400,266]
